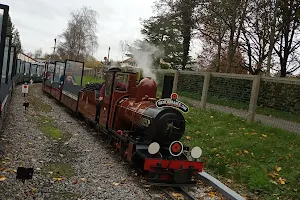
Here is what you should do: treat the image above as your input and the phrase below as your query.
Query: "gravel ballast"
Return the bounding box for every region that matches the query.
[0,84,222,200]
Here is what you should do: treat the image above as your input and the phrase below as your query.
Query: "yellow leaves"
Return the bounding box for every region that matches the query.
[236,149,250,156]
[80,178,86,182]
[53,177,64,181]
[236,150,243,156]
[227,179,233,183]
[31,188,37,193]
[260,134,268,140]
[171,192,183,198]
[268,171,279,179]
[208,191,216,197]
[277,177,286,185]
[186,136,191,140]
[275,166,281,172]
[112,178,127,186]
[239,127,245,131]
[0,176,6,181]
[121,178,126,183]
[268,166,286,185]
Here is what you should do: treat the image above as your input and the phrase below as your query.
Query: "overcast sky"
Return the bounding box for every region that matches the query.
[3,0,201,61]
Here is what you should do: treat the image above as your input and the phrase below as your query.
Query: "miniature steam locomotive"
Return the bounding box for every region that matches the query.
[43,65,204,186]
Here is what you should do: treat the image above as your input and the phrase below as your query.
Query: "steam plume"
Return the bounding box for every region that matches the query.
[130,40,164,81]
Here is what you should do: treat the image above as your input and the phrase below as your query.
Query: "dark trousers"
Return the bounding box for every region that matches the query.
[95,101,102,122]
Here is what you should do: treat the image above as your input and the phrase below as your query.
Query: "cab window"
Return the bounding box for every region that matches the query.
[114,73,129,91]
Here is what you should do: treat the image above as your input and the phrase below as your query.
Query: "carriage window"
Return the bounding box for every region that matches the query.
[114,73,128,91]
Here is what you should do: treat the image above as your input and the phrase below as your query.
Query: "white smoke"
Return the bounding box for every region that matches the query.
[130,40,164,82]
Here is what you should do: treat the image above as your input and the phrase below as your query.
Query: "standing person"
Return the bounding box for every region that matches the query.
[95,82,105,122]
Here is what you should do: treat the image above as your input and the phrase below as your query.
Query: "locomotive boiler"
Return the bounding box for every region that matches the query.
[115,77,186,145]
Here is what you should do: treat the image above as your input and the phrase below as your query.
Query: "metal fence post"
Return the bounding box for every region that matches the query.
[172,70,179,93]
[247,75,261,122]
[200,72,211,109]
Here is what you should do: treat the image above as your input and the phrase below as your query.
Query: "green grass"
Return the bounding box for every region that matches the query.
[182,106,300,199]
[74,75,104,86]
[42,162,75,179]
[35,116,71,141]
[28,92,52,113]
[178,90,300,123]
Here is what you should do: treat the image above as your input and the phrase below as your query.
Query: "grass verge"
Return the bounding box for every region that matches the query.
[182,106,300,200]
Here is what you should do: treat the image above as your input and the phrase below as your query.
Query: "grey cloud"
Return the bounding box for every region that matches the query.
[2,0,199,61]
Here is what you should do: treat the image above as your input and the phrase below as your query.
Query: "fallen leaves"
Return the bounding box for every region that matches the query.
[275,166,281,172]
[186,136,191,140]
[53,177,64,181]
[208,191,216,197]
[277,177,286,185]
[268,166,286,185]
[0,176,6,181]
[171,192,183,198]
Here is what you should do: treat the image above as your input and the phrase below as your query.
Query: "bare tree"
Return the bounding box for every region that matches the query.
[274,0,300,77]
[34,48,43,58]
[119,40,129,61]
[57,6,99,61]
[195,2,228,72]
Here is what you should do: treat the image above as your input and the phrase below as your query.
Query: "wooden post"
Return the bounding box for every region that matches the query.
[172,70,179,93]
[247,75,261,122]
[200,72,211,109]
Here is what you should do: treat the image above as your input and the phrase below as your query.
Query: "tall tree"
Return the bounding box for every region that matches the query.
[12,29,22,54]
[195,2,228,72]
[274,0,300,77]
[177,0,197,69]
[239,0,274,75]
[6,15,13,35]
[140,14,184,66]
[57,6,99,61]
[145,0,197,69]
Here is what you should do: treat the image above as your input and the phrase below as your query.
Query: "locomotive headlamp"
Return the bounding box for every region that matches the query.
[148,142,160,155]
[190,146,202,159]
[169,141,183,157]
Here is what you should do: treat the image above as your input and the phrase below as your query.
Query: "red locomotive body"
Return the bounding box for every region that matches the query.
[43,64,204,186]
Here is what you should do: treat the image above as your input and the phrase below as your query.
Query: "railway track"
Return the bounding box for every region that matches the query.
[161,186,196,200]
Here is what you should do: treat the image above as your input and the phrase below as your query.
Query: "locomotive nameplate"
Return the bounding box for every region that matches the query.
[156,93,189,113]
[140,116,151,127]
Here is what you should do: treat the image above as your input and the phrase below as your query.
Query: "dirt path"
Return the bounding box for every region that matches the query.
[181,97,300,134]
[0,84,221,200]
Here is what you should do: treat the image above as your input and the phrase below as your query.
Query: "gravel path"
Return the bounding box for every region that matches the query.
[0,84,222,200]
[181,97,300,134]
